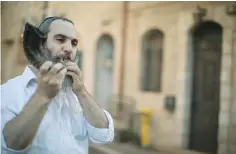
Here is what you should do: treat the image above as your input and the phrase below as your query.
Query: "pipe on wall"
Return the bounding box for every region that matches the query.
[118,1,129,113]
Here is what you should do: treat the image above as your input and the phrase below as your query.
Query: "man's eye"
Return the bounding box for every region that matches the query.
[72,41,78,46]
[57,38,65,43]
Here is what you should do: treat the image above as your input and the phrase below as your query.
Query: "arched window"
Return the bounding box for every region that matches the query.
[94,34,114,109]
[140,29,164,92]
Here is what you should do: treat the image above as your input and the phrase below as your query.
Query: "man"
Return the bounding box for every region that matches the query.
[1,17,114,154]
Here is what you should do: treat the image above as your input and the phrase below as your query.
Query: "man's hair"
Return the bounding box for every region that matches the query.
[38,16,74,34]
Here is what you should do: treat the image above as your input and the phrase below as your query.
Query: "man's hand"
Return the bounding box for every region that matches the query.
[65,61,85,93]
[35,61,67,100]
[65,61,109,128]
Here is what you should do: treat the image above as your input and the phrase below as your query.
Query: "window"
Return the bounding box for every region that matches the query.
[140,29,164,92]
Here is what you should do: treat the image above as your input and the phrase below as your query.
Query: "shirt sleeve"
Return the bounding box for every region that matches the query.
[84,109,114,144]
[1,84,31,153]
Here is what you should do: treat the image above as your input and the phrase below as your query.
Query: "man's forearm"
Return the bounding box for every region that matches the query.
[3,92,51,150]
[76,89,109,128]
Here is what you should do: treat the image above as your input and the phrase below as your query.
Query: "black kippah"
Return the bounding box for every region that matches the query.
[38,16,74,34]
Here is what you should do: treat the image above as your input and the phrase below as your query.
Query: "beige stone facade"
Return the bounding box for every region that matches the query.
[1,2,236,154]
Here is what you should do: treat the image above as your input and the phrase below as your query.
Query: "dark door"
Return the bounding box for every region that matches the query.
[189,22,222,154]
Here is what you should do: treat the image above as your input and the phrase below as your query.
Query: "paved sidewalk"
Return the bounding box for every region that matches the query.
[90,141,163,154]
[90,142,209,154]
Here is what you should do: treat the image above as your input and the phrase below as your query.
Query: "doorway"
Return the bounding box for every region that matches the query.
[189,21,222,154]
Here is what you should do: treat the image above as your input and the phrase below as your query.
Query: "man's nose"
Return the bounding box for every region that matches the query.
[63,41,73,54]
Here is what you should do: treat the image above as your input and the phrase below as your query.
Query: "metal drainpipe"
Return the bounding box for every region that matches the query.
[226,3,236,154]
[118,1,128,114]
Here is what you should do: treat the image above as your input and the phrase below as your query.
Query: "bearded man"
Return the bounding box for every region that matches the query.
[1,17,114,154]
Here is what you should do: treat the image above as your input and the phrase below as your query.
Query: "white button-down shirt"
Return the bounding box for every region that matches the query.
[1,66,114,154]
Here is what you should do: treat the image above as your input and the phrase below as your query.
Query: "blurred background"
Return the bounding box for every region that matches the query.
[1,1,236,154]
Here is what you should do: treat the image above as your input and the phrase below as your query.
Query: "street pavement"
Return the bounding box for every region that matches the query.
[89,147,104,154]
[88,143,209,154]
[89,145,123,154]
[88,145,205,154]
[88,143,162,154]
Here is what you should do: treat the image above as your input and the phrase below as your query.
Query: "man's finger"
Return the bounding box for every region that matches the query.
[40,61,53,74]
[65,61,75,67]
[66,65,80,75]
[66,71,76,78]
[57,67,67,78]
[50,63,65,75]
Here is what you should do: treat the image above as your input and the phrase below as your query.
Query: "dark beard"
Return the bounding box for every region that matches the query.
[45,48,79,90]
[39,47,80,90]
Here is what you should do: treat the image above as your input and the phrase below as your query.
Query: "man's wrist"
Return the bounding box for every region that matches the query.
[34,91,53,105]
[75,86,87,98]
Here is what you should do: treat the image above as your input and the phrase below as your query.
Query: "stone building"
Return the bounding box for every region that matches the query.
[1,1,236,154]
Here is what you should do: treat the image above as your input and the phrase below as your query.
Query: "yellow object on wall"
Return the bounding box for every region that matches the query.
[139,108,153,148]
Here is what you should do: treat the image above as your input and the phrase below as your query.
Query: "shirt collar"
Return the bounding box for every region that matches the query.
[22,65,37,88]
